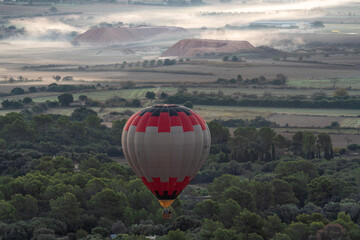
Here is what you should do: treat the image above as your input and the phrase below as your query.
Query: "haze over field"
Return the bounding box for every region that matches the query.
[1,0,359,45]
[0,0,360,82]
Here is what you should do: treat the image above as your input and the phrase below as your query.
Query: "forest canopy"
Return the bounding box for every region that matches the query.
[0,109,359,240]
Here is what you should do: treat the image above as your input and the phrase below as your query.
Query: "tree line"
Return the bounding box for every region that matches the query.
[166,89,360,109]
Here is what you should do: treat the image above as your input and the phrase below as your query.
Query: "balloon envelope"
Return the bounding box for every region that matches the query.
[121,105,211,207]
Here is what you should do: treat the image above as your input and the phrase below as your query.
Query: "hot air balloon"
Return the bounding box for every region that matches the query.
[121,104,211,219]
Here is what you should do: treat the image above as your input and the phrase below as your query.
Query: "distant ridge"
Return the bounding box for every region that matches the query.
[162,38,255,58]
[72,26,188,46]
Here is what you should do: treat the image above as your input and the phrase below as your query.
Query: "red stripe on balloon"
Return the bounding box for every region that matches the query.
[152,178,163,195]
[170,116,182,127]
[174,176,191,194]
[131,114,142,127]
[141,176,192,197]
[135,112,152,132]
[191,112,206,130]
[141,177,156,195]
[146,116,159,127]
[188,114,200,126]
[124,112,139,131]
[168,177,178,195]
[158,112,171,132]
[178,112,194,132]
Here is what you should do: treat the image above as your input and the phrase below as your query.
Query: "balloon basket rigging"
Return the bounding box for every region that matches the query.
[162,208,172,219]
[159,200,174,219]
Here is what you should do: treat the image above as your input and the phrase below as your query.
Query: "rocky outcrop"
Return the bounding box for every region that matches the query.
[72,26,188,46]
[162,38,254,58]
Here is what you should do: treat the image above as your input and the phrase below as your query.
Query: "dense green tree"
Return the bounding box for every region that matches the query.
[275,204,299,224]
[58,93,74,106]
[50,193,83,231]
[208,121,230,144]
[11,87,25,95]
[250,181,274,211]
[287,222,309,240]
[213,228,242,240]
[296,213,328,226]
[292,132,303,155]
[234,209,264,237]
[262,215,287,240]
[0,138,6,150]
[247,233,264,240]
[87,188,128,219]
[33,114,53,135]
[0,118,34,141]
[164,229,188,240]
[0,200,17,221]
[194,199,220,220]
[33,228,56,240]
[10,194,38,219]
[160,92,168,99]
[71,107,97,121]
[85,115,101,128]
[173,215,201,231]
[29,86,37,92]
[200,219,224,240]
[223,186,256,211]
[339,199,360,221]
[275,160,318,180]
[112,119,127,146]
[316,133,332,159]
[145,91,156,101]
[270,233,291,240]
[208,174,242,201]
[219,199,242,227]
[23,97,33,104]
[258,127,275,149]
[302,132,316,159]
[79,95,88,101]
[308,176,333,207]
[272,179,298,205]
[132,99,141,107]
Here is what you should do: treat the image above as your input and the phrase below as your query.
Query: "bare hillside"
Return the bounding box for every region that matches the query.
[162,38,255,58]
[72,26,188,46]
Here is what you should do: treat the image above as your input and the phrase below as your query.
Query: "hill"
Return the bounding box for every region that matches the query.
[162,38,255,58]
[72,26,188,46]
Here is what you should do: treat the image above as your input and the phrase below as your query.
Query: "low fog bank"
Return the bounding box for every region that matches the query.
[103,0,357,28]
[8,17,86,41]
[198,29,360,51]
[3,0,357,40]
[0,0,358,60]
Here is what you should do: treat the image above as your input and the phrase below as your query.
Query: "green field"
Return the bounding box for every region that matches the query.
[288,77,360,90]
[194,105,360,120]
